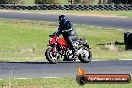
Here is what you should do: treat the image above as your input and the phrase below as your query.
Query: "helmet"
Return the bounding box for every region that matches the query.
[59,15,67,23]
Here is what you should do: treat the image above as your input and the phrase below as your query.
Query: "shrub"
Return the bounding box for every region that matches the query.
[35,0,60,4]
[0,0,21,4]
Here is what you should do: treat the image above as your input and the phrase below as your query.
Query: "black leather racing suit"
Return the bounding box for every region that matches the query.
[56,20,78,50]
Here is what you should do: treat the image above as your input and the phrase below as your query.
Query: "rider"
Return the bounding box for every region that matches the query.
[56,15,78,54]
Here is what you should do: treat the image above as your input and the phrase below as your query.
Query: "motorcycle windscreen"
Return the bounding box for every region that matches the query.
[57,38,67,46]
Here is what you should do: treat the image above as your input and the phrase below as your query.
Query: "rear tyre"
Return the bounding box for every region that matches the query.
[78,46,92,63]
[45,48,60,64]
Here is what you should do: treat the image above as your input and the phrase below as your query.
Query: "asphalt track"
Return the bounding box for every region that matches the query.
[0,12,132,79]
[0,12,132,30]
[0,60,132,79]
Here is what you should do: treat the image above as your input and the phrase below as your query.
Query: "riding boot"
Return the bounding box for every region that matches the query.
[72,46,78,57]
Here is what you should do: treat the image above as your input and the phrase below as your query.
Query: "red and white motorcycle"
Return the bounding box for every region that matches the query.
[45,32,92,64]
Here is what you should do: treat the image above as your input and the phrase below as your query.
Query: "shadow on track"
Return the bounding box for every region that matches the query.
[0,61,82,64]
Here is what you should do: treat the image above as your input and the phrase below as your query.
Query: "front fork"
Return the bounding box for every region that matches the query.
[51,44,57,53]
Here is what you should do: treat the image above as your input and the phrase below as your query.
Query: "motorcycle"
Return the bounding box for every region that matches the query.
[45,32,92,64]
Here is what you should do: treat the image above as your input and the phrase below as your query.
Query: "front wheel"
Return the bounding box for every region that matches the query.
[78,46,92,63]
[45,48,60,64]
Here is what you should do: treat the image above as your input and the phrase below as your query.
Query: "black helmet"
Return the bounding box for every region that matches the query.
[59,15,67,23]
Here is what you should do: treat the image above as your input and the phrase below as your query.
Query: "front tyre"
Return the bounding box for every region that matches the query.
[45,48,60,64]
[78,46,92,63]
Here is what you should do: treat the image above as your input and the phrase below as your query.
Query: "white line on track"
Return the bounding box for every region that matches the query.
[44,77,60,78]
[68,59,132,62]
[117,29,124,30]
[91,59,132,61]
[119,59,132,61]
[0,77,61,80]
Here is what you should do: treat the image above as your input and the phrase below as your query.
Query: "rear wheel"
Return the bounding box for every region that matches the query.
[78,46,92,63]
[45,48,60,64]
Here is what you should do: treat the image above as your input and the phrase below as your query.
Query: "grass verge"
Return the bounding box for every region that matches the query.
[0,78,131,88]
[0,18,132,62]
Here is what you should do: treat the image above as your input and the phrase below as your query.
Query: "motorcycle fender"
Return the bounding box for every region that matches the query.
[51,47,56,52]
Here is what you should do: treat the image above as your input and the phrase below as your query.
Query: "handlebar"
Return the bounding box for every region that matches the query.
[49,35,53,37]
[49,32,57,37]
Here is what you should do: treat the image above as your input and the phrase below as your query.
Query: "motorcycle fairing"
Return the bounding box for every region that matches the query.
[48,36,57,46]
[57,38,67,46]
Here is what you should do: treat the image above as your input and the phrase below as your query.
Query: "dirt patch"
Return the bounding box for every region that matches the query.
[0,10,16,13]
[0,18,58,29]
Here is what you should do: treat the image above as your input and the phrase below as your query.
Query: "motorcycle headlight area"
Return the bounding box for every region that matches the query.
[49,38,52,42]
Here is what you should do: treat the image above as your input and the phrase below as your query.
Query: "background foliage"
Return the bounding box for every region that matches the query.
[0,0,21,4]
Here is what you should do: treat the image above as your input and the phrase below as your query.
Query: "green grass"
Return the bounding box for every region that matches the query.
[17,10,132,18]
[56,0,68,4]
[0,53,44,62]
[0,78,131,88]
[21,0,35,4]
[0,18,132,62]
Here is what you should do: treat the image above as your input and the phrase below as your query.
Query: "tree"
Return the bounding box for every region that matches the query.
[0,0,21,4]
[127,0,132,4]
